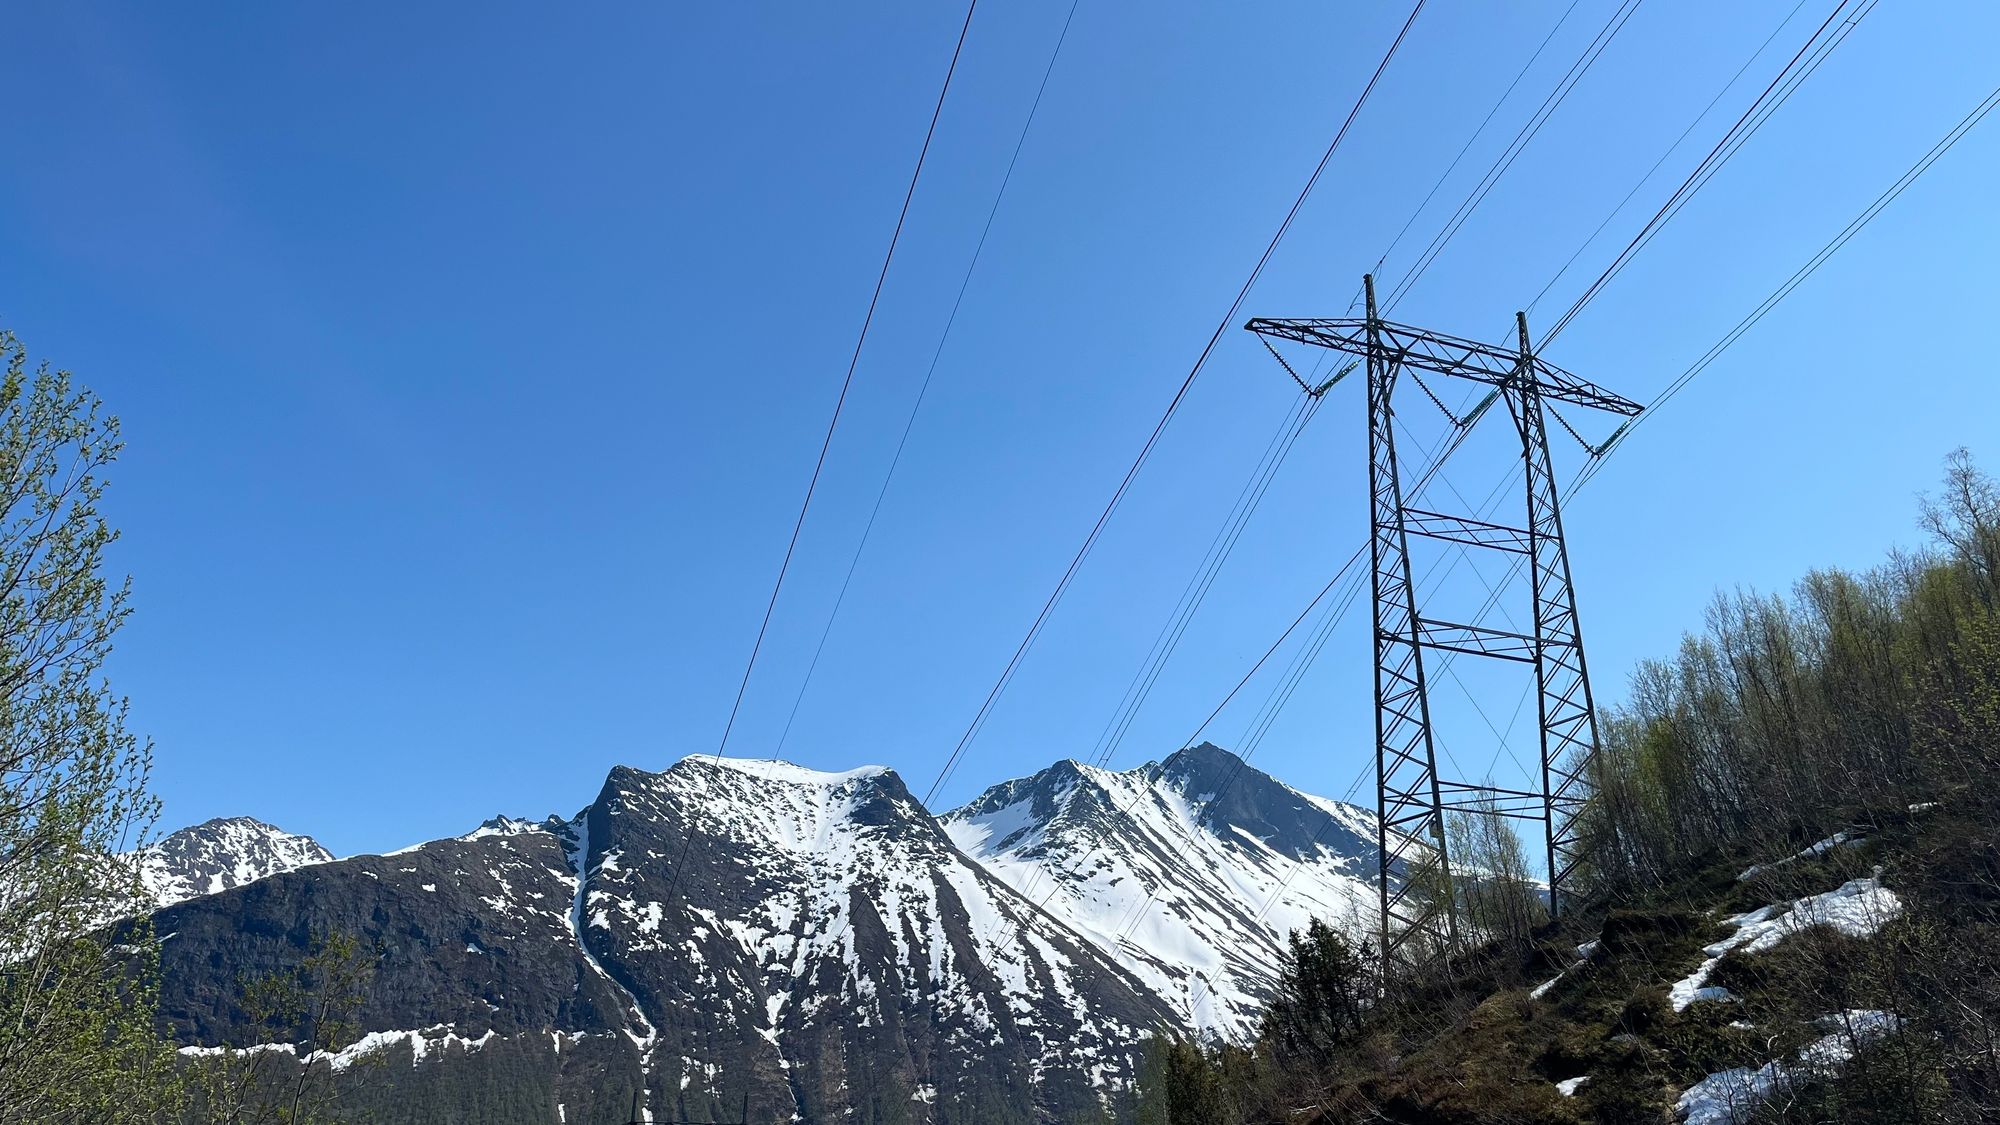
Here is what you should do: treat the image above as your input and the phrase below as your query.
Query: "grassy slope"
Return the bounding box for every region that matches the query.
[1342,794,1994,1124]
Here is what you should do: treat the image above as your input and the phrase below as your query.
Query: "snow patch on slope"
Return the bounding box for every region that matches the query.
[1670,877,1904,1012]
[1737,832,1864,882]
[564,816,659,1121]
[1677,1010,1900,1125]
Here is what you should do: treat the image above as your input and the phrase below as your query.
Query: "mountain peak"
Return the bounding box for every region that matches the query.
[131,816,334,907]
[135,744,1387,1116]
[1153,741,1243,787]
[944,743,1379,1035]
[674,755,894,787]
[590,755,936,859]
[460,813,571,843]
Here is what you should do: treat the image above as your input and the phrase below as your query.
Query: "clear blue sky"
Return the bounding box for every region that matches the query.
[2,1,1994,858]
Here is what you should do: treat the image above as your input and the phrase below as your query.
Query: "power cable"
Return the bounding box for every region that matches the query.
[1085,393,1315,768]
[1365,0,1588,280]
[1003,392,1318,915]
[1090,393,1326,769]
[976,413,1477,959]
[657,0,981,915]
[1543,0,1876,342]
[1383,0,1648,312]
[712,0,980,764]
[1571,78,2000,488]
[797,1,1433,971]
[918,0,1431,810]
[773,0,1082,758]
[1522,0,1815,316]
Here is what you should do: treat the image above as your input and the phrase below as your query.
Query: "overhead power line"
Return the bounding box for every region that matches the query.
[712,0,981,763]
[1382,0,1648,312]
[774,0,1083,759]
[973,418,1483,956]
[975,416,1493,963]
[918,0,1431,811]
[660,0,981,912]
[1573,77,2000,488]
[1088,392,1322,769]
[1543,0,1877,342]
[1523,0,1815,316]
[1365,0,1588,282]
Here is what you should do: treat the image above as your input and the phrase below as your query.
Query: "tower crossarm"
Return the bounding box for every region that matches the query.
[1244,316,1643,416]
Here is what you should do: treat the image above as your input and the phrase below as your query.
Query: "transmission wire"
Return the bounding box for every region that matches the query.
[772,0,1082,758]
[918,0,1431,811]
[1543,0,1875,342]
[656,0,981,913]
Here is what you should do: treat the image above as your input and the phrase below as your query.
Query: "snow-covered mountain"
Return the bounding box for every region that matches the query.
[144,758,1174,1124]
[135,745,1385,1121]
[942,743,1381,1038]
[129,816,334,907]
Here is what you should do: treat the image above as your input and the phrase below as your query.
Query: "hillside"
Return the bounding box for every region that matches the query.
[1132,452,2000,1125]
[1134,760,2000,1125]
[1289,800,1982,1124]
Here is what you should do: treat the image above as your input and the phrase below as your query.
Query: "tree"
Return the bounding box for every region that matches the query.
[0,330,181,1121]
[1262,920,1371,1073]
[1131,1036,1235,1125]
[198,931,379,1125]
[1921,447,2000,606]
[1444,793,1547,950]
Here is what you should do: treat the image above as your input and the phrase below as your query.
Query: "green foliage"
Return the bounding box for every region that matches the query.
[1260,920,1371,1074]
[1445,794,1548,950]
[1132,1036,1259,1125]
[192,930,379,1125]
[1582,450,2000,900]
[0,330,182,1122]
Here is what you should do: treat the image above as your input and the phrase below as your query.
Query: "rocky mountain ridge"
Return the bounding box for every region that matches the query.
[141,745,1380,1123]
[941,743,1383,1037]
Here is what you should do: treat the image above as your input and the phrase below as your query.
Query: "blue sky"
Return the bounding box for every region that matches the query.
[2,1,1994,858]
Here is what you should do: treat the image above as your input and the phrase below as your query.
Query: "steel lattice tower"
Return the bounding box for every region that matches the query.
[1247,275,1641,975]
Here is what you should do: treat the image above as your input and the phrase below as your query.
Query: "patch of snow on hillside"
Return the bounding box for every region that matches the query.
[1678,1010,1899,1124]
[563,818,659,1118]
[178,1025,500,1073]
[699,757,891,787]
[326,1025,497,1072]
[1670,878,1903,1012]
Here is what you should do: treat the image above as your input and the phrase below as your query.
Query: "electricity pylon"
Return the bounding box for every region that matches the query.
[1246,275,1641,976]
